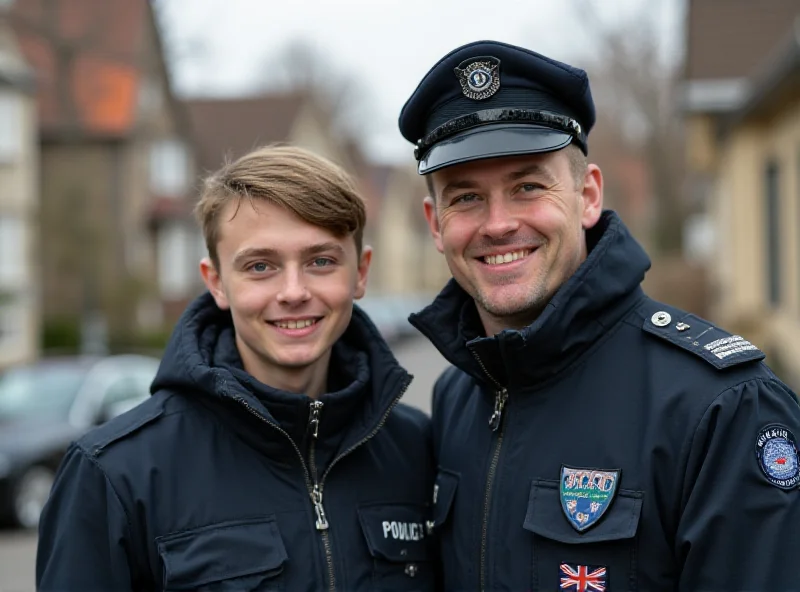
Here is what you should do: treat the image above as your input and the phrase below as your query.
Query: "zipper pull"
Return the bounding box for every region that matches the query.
[308,401,323,439]
[312,484,329,530]
[488,388,508,432]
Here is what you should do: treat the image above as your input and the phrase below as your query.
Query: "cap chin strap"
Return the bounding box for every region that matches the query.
[414,108,586,161]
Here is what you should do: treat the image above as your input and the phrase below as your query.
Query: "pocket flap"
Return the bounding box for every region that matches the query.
[358,502,432,562]
[433,468,459,527]
[523,480,643,544]
[157,517,288,589]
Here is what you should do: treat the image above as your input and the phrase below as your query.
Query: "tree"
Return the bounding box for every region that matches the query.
[569,0,687,255]
[254,37,379,141]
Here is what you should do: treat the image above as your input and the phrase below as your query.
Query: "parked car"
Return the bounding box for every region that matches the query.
[0,354,161,529]
[357,293,434,343]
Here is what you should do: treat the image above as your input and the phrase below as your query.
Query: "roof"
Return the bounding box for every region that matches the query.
[684,0,800,81]
[728,20,800,126]
[184,93,309,174]
[8,0,149,136]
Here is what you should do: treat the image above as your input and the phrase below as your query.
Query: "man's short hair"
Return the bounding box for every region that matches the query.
[195,144,367,269]
[425,143,588,198]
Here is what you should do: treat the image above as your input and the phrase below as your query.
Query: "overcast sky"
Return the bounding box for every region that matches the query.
[156,0,684,164]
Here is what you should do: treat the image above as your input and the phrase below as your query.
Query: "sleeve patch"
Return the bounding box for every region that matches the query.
[642,312,765,370]
[755,424,800,489]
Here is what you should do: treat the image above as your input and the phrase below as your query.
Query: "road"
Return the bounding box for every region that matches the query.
[0,336,450,591]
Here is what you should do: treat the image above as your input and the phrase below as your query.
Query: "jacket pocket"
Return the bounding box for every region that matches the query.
[358,502,435,591]
[523,480,644,592]
[433,467,459,529]
[157,517,288,591]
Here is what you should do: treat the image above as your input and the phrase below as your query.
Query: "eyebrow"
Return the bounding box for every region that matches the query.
[440,163,557,198]
[503,163,557,184]
[232,242,346,266]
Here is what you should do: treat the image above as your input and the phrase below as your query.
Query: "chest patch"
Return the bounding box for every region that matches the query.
[560,465,620,532]
[756,424,800,489]
[357,502,431,563]
[560,563,607,591]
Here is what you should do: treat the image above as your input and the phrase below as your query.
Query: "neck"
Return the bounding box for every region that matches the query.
[237,340,332,400]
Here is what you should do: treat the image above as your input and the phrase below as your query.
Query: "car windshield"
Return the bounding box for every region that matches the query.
[0,365,88,421]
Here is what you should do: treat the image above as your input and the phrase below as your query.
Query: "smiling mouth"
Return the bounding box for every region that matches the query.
[269,318,321,329]
[480,249,532,266]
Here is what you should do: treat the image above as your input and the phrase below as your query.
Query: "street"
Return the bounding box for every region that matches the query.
[0,335,449,591]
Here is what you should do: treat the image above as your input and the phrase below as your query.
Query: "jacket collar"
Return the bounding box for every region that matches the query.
[152,292,411,454]
[409,211,650,390]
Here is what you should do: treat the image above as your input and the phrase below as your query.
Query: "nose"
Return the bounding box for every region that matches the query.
[276,267,311,305]
[479,197,520,239]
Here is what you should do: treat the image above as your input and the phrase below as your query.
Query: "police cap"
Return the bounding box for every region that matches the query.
[398,40,596,175]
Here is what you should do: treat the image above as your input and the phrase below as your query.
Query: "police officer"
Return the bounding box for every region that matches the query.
[399,40,800,591]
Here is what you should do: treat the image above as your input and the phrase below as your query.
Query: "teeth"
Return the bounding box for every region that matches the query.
[275,319,316,329]
[483,250,530,265]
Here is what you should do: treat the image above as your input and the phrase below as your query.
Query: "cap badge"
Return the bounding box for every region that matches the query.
[454,57,500,101]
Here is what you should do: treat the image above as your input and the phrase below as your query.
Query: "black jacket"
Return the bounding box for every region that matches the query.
[37,293,436,591]
[410,211,800,591]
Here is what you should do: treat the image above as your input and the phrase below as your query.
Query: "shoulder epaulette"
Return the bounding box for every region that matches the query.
[642,307,765,370]
[79,397,165,458]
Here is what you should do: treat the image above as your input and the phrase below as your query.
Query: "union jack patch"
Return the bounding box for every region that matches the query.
[560,563,607,592]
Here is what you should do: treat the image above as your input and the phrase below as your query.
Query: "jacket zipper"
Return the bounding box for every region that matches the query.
[232,375,411,591]
[468,346,508,592]
[307,400,335,589]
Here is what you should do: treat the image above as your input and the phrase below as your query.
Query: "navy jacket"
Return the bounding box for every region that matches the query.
[410,211,800,591]
[37,293,436,591]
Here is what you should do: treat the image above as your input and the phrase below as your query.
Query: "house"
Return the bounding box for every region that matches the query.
[682,0,800,384]
[0,13,39,369]
[186,92,357,178]
[367,163,451,297]
[9,0,200,351]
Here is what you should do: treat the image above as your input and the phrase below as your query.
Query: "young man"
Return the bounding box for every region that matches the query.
[36,145,436,590]
[399,40,800,590]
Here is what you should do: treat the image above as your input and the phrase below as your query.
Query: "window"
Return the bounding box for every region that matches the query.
[158,222,193,299]
[103,375,143,407]
[149,139,188,196]
[0,92,22,163]
[765,160,781,307]
[97,374,146,423]
[0,216,25,287]
[0,298,24,349]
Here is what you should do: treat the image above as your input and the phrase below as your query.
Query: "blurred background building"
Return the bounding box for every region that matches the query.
[682,0,800,386]
[0,12,38,370]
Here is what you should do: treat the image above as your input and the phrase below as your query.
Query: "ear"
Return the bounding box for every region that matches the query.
[200,257,230,310]
[423,196,444,254]
[580,163,604,229]
[353,245,373,300]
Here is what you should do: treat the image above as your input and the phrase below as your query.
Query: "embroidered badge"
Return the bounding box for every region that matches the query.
[560,465,620,532]
[703,335,758,360]
[559,563,607,591]
[453,57,501,100]
[756,424,800,489]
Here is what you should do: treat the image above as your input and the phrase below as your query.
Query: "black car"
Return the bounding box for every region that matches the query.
[0,354,160,529]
